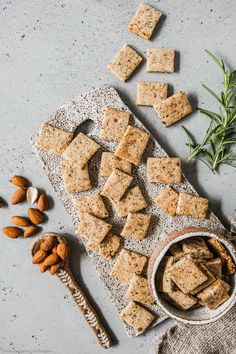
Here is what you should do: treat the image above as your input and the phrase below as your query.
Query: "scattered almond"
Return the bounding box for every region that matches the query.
[50,261,62,275]
[57,242,70,261]
[11,216,31,227]
[26,187,38,204]
[24,225,38,238]
[11,188,26,205]
[32,250,48,264]
[38,193,49,211]
[28,208,44,225]
[10,175,29,188]
[40,236,56,252]
[2,226,21,238]
[43,254,60,267]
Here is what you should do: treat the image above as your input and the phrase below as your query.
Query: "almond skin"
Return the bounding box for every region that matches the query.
[37,193,49,212]
[28,208,44,225]
[11,188,26,205]
[32,250,48,264]
[50,261,62,275]
[11,216,31,227]
[24,225,38,238]
[10,175,29,188]
[40,236,56,251]
[43,254,60,267]
[2,226,21,238]
[57,242,70,261]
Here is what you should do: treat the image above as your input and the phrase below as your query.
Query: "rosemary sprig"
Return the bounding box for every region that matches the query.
[183,50,236,173]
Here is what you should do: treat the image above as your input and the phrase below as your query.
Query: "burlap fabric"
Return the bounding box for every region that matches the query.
[154,305,236,354]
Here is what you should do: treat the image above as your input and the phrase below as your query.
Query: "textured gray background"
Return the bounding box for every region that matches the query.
[0,1,235,353]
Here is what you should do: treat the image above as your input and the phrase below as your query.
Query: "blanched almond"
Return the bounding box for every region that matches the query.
[26,187,38,204]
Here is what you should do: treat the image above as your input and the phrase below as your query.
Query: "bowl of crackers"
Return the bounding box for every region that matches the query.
[148,226,236,324]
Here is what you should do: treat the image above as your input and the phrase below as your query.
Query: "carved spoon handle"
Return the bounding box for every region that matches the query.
[57,267,112,349]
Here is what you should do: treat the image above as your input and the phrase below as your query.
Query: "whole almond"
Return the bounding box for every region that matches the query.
[11,216,31,227]
[37,193,49,211]
[28,208,44,225]
[50,261,62,275]
[32,250,48,264]
[43,254,60,267]
[51,246,58,254]
[39,262,48,273]
[11,188,26,205]
[24,225,38,238]
[57,242,70,261]
[10,175,29,188]
[26,187,38,204]
[40,236,56,251]
[2,226,21,238]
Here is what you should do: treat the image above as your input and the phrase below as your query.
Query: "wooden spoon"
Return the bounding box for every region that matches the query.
[30,232,112,349]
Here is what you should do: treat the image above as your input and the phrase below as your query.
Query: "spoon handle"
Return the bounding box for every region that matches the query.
[57,267,112,349]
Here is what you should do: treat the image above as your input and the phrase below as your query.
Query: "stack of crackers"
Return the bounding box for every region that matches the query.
[35,102,212,333]
[157,237,235,311]
[108,3,193,127]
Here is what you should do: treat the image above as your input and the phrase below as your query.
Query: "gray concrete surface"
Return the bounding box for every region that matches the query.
[0,1,235,353]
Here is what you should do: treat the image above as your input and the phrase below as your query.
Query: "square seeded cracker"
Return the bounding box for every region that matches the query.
[207,238,235,275]
[73,192,108,218]
[121,212,151,240]
[147,157,182,184]
[110,248,148,283]
[62,132,100,166]
[189,263,216,295]
[204,258,222,278]
[100,152,132,177]
[168,257,208,294]
[120,301,155,333]
[86,234,122,260]
[182,237,213,259]
[176,193,208,220]
[137,82,168,106]
[36,123,73,155]
[113,186,148,217]
[147,48,175,73]
[128,3,162,40]
[169,243,185,260]
[155,187,179,216]
[154,91,192,127]
[156,256,175,293]
[126,274,155,306]
[75,212,112,244]
[100,107,130,141]
[197,279,230,310]
[115,125,150,165]
[108,44,143,82]
[60,160,91,193]
[162,290,197,311]
[100,168,133,202]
